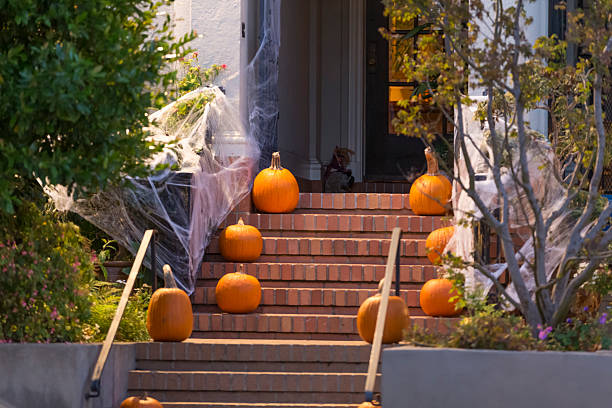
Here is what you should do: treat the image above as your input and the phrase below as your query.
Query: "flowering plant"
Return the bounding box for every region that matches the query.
[0,203,94,342]
[177,52,227,97]
[543,309,611,351]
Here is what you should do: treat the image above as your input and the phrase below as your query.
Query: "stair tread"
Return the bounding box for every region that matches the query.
[161,404,358,407]
[131,370,374,375]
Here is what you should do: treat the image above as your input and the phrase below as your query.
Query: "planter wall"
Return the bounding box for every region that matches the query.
[0,343,135,408]
[382,346,612,408]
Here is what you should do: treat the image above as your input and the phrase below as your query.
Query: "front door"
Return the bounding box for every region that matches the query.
[364,0,451,181]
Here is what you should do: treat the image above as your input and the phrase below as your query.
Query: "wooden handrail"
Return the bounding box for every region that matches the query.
[85,229,156,399]
[364,227,402,402]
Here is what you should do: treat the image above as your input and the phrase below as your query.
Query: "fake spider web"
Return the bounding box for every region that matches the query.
[46,0,281,294]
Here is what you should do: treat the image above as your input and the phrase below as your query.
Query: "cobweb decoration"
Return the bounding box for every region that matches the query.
[447,98,578,307]
[45,0,282,294]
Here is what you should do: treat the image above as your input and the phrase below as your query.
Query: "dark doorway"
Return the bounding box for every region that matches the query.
[365,0,452,181]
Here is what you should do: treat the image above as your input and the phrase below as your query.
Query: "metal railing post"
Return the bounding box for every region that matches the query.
[363,227,402,403]
[150,230,157,292]
[395,231,402,296]
[85,229,156,400]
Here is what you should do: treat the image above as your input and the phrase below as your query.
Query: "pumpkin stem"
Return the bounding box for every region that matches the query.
[270,151,283,170]
[424,147,440,176]
[377,278,385,294]
[162,264,178,289]
[238,217,245,225]
[238,263,245,274]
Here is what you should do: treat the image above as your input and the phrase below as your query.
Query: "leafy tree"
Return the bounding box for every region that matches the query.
[384,0,612,333]
[0,0,193,213]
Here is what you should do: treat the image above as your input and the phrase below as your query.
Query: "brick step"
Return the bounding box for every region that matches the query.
[192,313,457,338]
[200,263,437,285]
[136,359,373,373]
[135,339,372,363]
[296,193,411,211]
[292,208,414,215]
[257,230,428,239]
[161,403,357,408]
[205,254,428,265]
[219,213,445,234]
[191,287,422,310]
[194,304,427,317]
[128,390,365,404]
[207,237,429,259]
[192,332,362,341]
[127,371,376,403]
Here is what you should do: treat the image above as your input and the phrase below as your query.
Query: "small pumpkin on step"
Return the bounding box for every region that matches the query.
[215,264,262,313]
[252,151,300,213]
[120,393,162,408]
[356,278,410,344]
[219,217,263,262]
[409,147,452,215]
[419,278,462,317]
[146,264,193,341]
[425,225,455,265]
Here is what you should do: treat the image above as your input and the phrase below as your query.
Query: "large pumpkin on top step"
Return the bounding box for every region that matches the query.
[419,278,462,317]
[219,218,263,262]
[215,265,262,313]
[252,152,300,213]
[146,265,193,341]
[425,226,455,264]
[357,282,410,344]
[120,395,163,408]
[409,147,452,215]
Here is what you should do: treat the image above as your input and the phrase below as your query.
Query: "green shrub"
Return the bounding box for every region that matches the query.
[0,203,94,342]
[82,281,151,342]
[0,0,193,213]
[447,306,542,351]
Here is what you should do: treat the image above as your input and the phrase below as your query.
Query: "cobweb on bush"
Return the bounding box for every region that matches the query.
[447,98,578,307]
[45,1,281,294]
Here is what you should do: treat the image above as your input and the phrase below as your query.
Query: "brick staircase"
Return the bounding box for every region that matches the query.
[127,192,456,406]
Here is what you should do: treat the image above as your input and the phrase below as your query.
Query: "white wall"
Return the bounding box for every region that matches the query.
[523,0,549,135]
[472,1,549,135]
[174,0,242,107]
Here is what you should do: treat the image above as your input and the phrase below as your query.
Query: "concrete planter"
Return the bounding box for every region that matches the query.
[0,343,136,408]
[382,346,612,408]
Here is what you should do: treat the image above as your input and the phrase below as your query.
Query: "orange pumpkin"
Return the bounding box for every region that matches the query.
[409,147,451,215]
[419,278,462,317]
[120,395,163,408]
[219,218,263,262]
[215,264,261,313]
[146,265,193,341]
[252,152,299,213]
[357,282,410,344]
[425,226,455,264]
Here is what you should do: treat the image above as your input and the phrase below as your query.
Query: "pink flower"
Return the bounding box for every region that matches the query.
[50,307,58,320]
[20,301,26,308]
[221,64,227,69]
